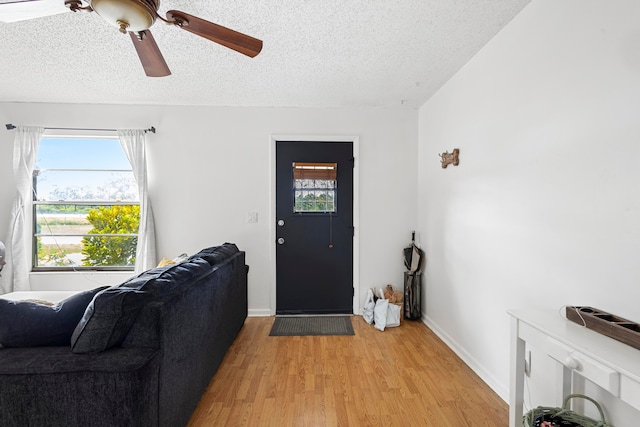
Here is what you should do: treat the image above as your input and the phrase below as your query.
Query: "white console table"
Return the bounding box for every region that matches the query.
[508,309,640,427]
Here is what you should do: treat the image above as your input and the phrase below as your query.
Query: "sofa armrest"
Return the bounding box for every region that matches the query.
[0,346,161,427]
[0,346,158,375]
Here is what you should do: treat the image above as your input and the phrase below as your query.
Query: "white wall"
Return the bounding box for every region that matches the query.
[417,0,640,424]
[0,103,418,315]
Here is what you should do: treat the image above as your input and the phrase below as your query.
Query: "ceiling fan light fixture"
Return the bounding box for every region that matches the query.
[89,0,158,32]
[0,0,262,77]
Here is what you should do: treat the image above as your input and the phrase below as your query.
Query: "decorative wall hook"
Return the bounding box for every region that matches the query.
[439,148,459,168]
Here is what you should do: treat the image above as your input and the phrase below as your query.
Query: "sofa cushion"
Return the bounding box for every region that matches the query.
[70,257,212,354]
[70,287,152,353]
[119,257,212,297]
[0,286,108,348]
[189,243,239,266]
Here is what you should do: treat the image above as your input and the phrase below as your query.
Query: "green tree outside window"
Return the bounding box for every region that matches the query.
[81,205,140,266]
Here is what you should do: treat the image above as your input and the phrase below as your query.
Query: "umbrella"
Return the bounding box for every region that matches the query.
[403,231,423,273]
[403,231,424,320]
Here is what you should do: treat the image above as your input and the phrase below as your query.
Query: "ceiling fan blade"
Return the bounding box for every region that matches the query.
[0,0,69,23]
[166,10,262,58]
[129,30,171,77]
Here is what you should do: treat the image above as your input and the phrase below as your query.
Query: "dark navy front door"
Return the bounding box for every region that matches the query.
[275,141,354,314]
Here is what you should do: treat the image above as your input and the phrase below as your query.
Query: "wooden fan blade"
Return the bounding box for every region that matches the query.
[166,10,262,58]
[129,30,171,77]
[0,0,69,23]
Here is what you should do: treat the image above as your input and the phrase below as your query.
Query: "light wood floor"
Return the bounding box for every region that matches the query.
[187,316,508,426]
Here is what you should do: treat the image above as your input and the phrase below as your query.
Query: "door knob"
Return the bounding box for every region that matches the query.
[277,238,285,245]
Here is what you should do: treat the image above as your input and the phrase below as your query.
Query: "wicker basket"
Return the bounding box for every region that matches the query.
[523,394,611,427]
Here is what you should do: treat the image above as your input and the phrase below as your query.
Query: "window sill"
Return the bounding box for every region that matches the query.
[28,270,133,291]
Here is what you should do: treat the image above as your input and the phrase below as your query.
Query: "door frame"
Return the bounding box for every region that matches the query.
[269,135,360,316]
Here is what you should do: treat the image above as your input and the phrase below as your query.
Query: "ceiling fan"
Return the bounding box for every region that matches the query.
[0,0,263,77]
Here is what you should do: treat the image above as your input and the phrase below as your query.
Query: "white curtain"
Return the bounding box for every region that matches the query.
[0,126,44,294]
[118,129,156,274]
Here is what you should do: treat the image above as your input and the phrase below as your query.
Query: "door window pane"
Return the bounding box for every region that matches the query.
[293,162,337,213]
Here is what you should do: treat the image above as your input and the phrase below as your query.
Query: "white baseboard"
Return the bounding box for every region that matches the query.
[422,315,508,403]
[248,308,272,317]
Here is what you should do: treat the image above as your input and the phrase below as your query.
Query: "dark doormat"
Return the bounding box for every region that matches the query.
[269,316,354,336]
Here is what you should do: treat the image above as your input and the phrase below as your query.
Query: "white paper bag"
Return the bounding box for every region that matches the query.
[374,299,389,331]
[386,303,401,328]
[363,289,375,324]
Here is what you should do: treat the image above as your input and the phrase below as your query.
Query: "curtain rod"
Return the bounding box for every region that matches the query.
[5,124,156,133]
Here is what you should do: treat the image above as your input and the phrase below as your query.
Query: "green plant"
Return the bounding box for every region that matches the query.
[81,205,140,267]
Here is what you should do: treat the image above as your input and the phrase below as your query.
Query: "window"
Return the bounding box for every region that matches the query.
[33,136,139,271]
[293,162,337,213]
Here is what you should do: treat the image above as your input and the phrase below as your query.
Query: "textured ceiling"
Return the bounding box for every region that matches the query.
[0,0,530,108]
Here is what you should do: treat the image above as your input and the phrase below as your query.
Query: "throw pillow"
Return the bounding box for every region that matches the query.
[156,252,188,267]
[156,257,173,267]
[0,286,109,348]
[22,299,55,306]
[70,287,152,354]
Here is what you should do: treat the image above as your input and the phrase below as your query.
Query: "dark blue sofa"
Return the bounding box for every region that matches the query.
[0,244,248,427]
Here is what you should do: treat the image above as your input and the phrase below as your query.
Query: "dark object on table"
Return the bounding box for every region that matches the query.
[566,305,640,351]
